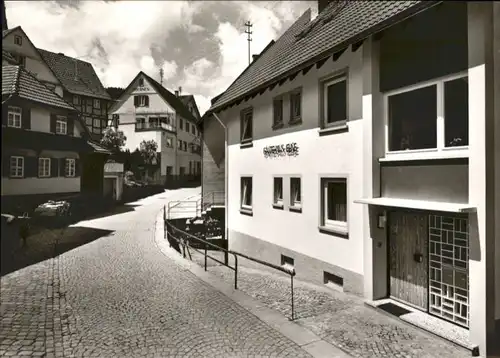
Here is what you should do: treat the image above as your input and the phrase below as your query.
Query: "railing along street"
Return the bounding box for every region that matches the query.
[163,203,297,320]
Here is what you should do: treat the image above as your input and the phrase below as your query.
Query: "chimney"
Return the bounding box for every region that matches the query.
[252,54,259,62]
[175,90,179,97]
[318,0,334,14]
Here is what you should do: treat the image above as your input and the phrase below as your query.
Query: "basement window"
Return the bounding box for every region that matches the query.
[281,255,294,268]
[324,271,344,290]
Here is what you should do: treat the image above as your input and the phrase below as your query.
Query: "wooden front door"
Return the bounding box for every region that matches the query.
[389,211,429,310]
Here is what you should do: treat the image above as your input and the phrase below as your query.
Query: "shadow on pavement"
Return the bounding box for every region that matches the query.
[78,203,140,221]
[1,224,114,276]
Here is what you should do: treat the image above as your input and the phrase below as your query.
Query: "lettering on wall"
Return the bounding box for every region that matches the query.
[263,143,299,158]
[134,86,151,93]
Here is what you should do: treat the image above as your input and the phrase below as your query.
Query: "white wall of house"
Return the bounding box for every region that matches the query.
[3,28,64,97]
[224,47,365,277]
[30,107,83,137]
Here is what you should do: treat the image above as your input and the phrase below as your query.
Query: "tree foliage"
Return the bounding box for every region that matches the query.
[100,127,127,153]
[139,139,158,164]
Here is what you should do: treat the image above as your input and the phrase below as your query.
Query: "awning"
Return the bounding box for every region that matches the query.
[354,197,476,213]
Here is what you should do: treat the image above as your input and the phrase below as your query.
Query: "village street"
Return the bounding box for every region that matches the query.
[0,188,471,358]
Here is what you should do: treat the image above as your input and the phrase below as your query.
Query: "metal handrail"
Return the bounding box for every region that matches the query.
[163,205,296,320]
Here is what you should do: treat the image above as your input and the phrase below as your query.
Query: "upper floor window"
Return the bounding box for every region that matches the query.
[14,35,22,46]
[240,107,253,143]
[7,106,22,128]
[186,122,190,133]
[177,139,182,150]
[134,95,149,107]
[191,125,196,135]
[73,95,80,105]
[273,97,283,129]
[386,73,468,154]
[9,156,24,178]
[179,118,184,130]
[183,141,187,151]
[12,54,26,67]
[93,99,101,109]
[85,98,93,113]
[165,137,173,148]
[138,78,144,87]
[56,116,67,134]
[289,89,302,124]
[322,75,347,128]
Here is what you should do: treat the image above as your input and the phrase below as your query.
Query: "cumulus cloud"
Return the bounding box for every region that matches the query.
[5,0,316,115]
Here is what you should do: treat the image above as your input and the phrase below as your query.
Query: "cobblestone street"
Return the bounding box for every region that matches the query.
[1,188,312,358]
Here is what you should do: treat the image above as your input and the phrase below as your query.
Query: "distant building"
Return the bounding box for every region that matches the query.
[109,71,202,186]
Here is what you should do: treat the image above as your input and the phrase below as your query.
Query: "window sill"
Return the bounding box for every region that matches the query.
[240,141,253,149]
[380,149,469,164]
[288,118,302,126]
[289,206,302,213]
[319,225,348,238]
[272,122,284,130]
[272,203,284,210]
[240,208,253,216]
[318,123,348,136]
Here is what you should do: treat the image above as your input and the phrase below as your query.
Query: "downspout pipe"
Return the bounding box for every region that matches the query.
[211,112,229,252]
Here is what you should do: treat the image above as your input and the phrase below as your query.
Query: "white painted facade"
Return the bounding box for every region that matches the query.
[2,106,85,196]
[3,28,64,97]
[208,3,498,355]
[110,75,201,181]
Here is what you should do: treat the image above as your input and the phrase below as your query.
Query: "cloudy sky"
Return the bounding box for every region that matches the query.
[6,0,317,115]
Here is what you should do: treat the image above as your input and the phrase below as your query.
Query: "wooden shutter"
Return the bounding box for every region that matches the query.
[2,104,8,126]
[21,105,31,130]
[59,158,66,177]
[67,116,75,136]
[2,156,10,177]
[75,159,81,177]
[50,158,58,177]
[50,114,57,133]
[25,156,37,178]
[145,96,149,107]
[133,96,138,107]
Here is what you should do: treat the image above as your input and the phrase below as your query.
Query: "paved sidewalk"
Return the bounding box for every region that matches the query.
[165,240,471,358]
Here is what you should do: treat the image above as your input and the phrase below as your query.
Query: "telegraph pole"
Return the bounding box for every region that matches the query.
[244,21,253,65]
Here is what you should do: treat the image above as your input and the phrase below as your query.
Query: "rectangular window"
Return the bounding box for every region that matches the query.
[289,90,302,123]
[9,156,24,178]
[191,125,196,135]
[281,255,294,267]
[240,177,252,210]
[84,117,92,126]
[73,95,80,105]
[138,78,144,87]
[12,54,26,67]
[321,178,347,234]
[7,106,22,128]
[290,177,302,210]
[273,177,283,207]
[86,99,93,113]
[179,119,184,130]
[93,99,101,109]
[273,98,283,128]
[186,122,190,132]
[183,141,187,151]
[178,139,182,150]
[323,75,347,127]
[38,158,51,177]
[14,35,22,46]
[386,74,468,154]
[240,108,253,142]
[65,159,76,177]
[56,116,67,134]
[165,138,173,148]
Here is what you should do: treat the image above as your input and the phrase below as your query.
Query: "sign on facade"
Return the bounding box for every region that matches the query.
[263,143,299,158]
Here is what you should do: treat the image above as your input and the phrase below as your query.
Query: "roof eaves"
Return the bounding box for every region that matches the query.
[108,71,143,113]
[209,1,441,114]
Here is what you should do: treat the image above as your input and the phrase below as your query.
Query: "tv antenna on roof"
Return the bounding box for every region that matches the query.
[244,21,253,65]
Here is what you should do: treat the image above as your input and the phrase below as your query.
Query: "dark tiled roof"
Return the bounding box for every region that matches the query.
[2,49,17,64]
[2,26,18,39]
[37,49,111,100]
[87,140,111,154]
[210,1,438,112]
[2,65,77,111]
[140,72,197,122]
[178,94,192,106]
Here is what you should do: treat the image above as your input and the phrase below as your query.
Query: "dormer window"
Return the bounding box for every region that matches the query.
[14,35,22,46]
[7,106,22,128]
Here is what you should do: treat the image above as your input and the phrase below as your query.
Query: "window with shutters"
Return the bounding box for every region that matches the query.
[135,95,148,107]
[38,158,51,177]
[9,156,24,178]
[65,159,76,177]
[56,116,67,134]
[7,106,22,128]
